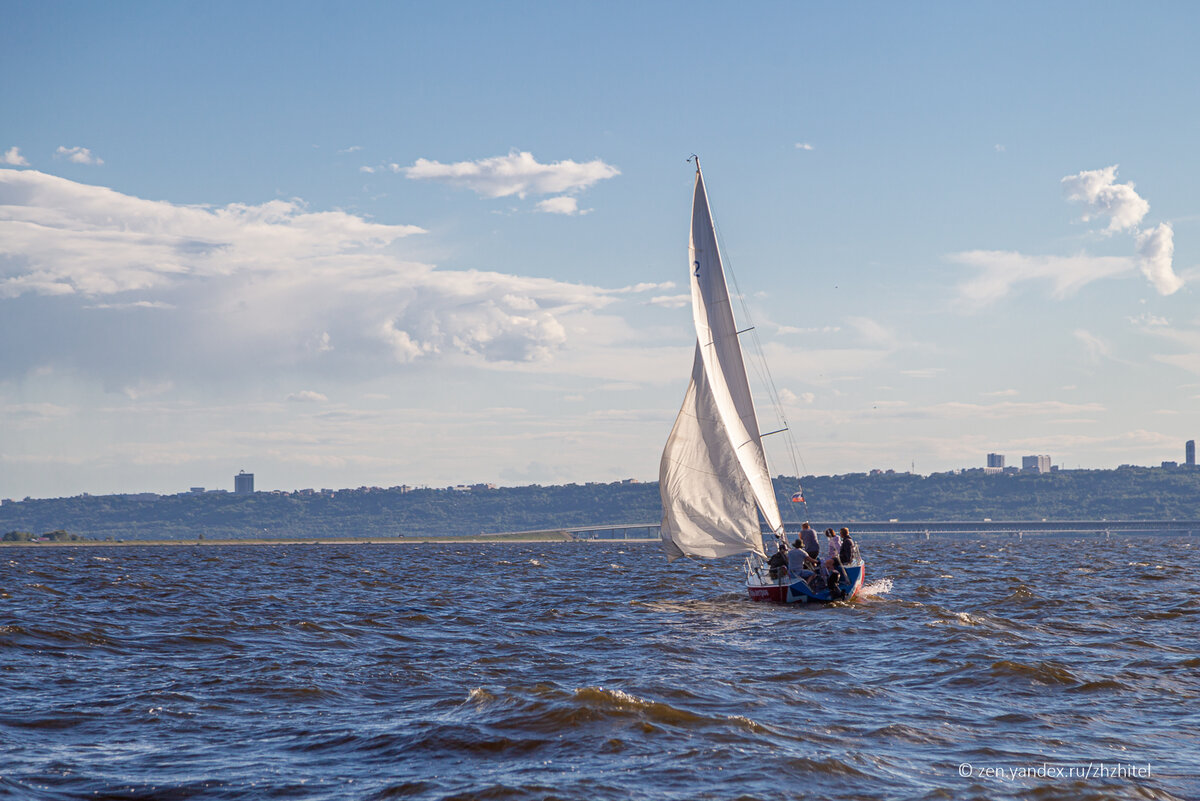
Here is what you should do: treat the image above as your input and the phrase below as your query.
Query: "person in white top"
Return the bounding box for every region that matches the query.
[824,528,849,585]
[823,528,841,561]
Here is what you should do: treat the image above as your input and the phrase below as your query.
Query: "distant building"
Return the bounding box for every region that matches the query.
[1188,440,1196,467]
[235,471,254,494]
[189,487,205,493]
[1021,455,1051,473]
[1162,461,1178,468]
[987,453,1005,469]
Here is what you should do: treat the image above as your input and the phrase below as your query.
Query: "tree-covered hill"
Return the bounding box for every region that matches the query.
[0,482,663,541]
[2,466,1199,541]
[793,467,1200,521]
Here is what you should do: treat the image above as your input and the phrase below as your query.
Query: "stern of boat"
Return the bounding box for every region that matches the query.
[746,557,866,604]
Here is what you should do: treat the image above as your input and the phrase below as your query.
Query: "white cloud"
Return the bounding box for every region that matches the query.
[0,169,634,391]
[1074,328,1112,364]
[380,286,572,363]
[1129,312,1169,328]
[2,147,29,166]
[900,368,945,379]
[1135,222,1183,295]
[1061,165,1148,234]
[773,323,841,335]
[955,167,1184,303]
[403,150,619,199]
[994,144,1006,153]
[950,250,1133,307]
[0,169,424,298]
[1137,322,1200,376]
[1060,166,1182,295]
[536,196,588,215]
[648,294,691,308]
[795,142,814,151]
[123,379,174,400]
[1156,353,1200,375]
[847,316,897,348]
[287,390,328,403]
[55,146,104,166]
[610,282,674,294]
[760,341,891,384]
[901,399,1106,421]
[338,145,362,154]
[85,300,175,310]
[3,402,73,425]
[311,331,333,354]
[779,389,815,405]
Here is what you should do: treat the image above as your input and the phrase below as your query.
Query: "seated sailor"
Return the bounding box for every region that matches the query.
[787,537,817,579]
[799,522,820,559]
[824,528,849,584]
[838,527,860,566]
[766,542,789,580]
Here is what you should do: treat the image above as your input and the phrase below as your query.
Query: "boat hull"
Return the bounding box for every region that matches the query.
[748,563,865,604]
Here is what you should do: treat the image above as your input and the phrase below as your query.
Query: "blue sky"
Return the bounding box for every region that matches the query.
[2,1,1199,498]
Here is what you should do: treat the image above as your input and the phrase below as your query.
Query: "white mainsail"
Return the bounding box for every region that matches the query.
[660,163,782,561]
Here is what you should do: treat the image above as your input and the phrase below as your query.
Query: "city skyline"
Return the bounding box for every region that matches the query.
[12,445,1200,503]
[3,2,1200,499]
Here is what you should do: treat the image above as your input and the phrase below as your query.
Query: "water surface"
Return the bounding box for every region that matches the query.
[1,534,1196,799]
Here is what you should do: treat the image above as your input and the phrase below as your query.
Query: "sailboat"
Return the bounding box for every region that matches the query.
[658,159,865,604]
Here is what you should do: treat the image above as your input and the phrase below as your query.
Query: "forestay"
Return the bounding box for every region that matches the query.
[659,164,782,561]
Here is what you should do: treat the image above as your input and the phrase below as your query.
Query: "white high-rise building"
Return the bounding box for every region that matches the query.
[1021,455,1051,473]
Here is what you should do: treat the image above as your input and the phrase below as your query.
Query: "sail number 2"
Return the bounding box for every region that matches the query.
[694,260,701,277]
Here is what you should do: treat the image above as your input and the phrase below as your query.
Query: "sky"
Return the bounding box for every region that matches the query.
[2,1,1200,499]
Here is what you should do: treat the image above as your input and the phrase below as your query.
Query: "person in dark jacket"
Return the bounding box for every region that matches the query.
[839,528,860,565]
[766,542,789,581]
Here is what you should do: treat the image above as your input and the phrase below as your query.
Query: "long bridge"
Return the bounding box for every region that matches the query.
[805,519,1200,537]
[481,523,664,541]
[489,520,1200,541]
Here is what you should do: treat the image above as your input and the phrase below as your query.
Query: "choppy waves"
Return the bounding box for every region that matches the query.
[2,535,1198,800]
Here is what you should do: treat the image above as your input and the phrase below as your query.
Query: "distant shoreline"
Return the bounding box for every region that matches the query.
[0,534,665,548]
[6,471,1200,543]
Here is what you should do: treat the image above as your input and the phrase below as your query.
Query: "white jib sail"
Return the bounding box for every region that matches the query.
[660,164,782,561]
